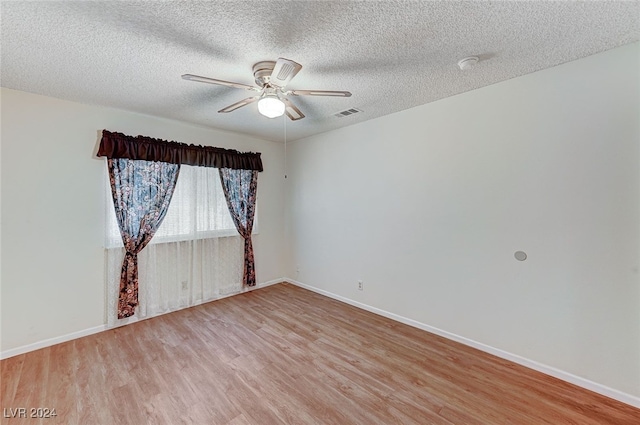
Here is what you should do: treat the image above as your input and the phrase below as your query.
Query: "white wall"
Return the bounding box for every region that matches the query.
[286,43,640,397]
[0,88,285,352]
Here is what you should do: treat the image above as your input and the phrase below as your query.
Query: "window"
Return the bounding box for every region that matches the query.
[104,163,253,326]
[106,165,256,248]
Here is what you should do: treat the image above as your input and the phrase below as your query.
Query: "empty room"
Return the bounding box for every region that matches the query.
[1,1,639,424]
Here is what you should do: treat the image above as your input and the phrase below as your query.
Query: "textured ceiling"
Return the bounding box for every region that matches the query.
[1,1,638,142]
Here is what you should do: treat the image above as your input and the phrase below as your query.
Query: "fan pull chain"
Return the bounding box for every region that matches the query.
[284,114,287,179]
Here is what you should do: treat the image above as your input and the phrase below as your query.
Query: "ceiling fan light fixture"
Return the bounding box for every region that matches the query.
[257,94,285,118]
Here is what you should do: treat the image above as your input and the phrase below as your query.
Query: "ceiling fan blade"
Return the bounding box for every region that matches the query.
[282,98,305,121]
[288,89,352,97]
[269,58,302,89]
[218,96,260,113]
[182,74,259,91]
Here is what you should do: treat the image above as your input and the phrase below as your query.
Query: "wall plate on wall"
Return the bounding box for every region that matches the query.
[514,251,527,261]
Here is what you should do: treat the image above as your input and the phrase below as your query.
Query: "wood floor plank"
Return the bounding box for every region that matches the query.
[0,355,24,408]
[224,413,254,425]
[1,283,639,424]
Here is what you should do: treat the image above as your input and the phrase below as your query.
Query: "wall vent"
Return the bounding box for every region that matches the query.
[334,108,363,118]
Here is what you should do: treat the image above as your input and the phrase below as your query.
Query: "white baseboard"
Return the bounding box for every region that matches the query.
[0,325,107,360]
[244,278,283,291]
[284,278,640,409]
[0,278,286,361]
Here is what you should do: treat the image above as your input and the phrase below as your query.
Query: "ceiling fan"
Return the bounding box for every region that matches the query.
[182,58,351,121]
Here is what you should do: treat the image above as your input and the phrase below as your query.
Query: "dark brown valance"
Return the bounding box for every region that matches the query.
[97,130,263,172]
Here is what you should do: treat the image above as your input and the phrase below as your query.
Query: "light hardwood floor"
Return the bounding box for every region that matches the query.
[1,283,639,424]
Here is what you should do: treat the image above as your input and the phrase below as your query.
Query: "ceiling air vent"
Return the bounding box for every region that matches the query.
[334,108,362,118]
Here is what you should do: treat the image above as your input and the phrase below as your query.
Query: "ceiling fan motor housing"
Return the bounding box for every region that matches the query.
[253,61,276,86]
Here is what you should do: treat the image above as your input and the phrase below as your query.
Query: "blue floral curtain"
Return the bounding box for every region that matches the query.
[108,158,180,318]
[218,168,258,286]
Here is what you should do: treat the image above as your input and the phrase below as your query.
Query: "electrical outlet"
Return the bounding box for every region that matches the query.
[181,281,188,290]
[358,280,363,290]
